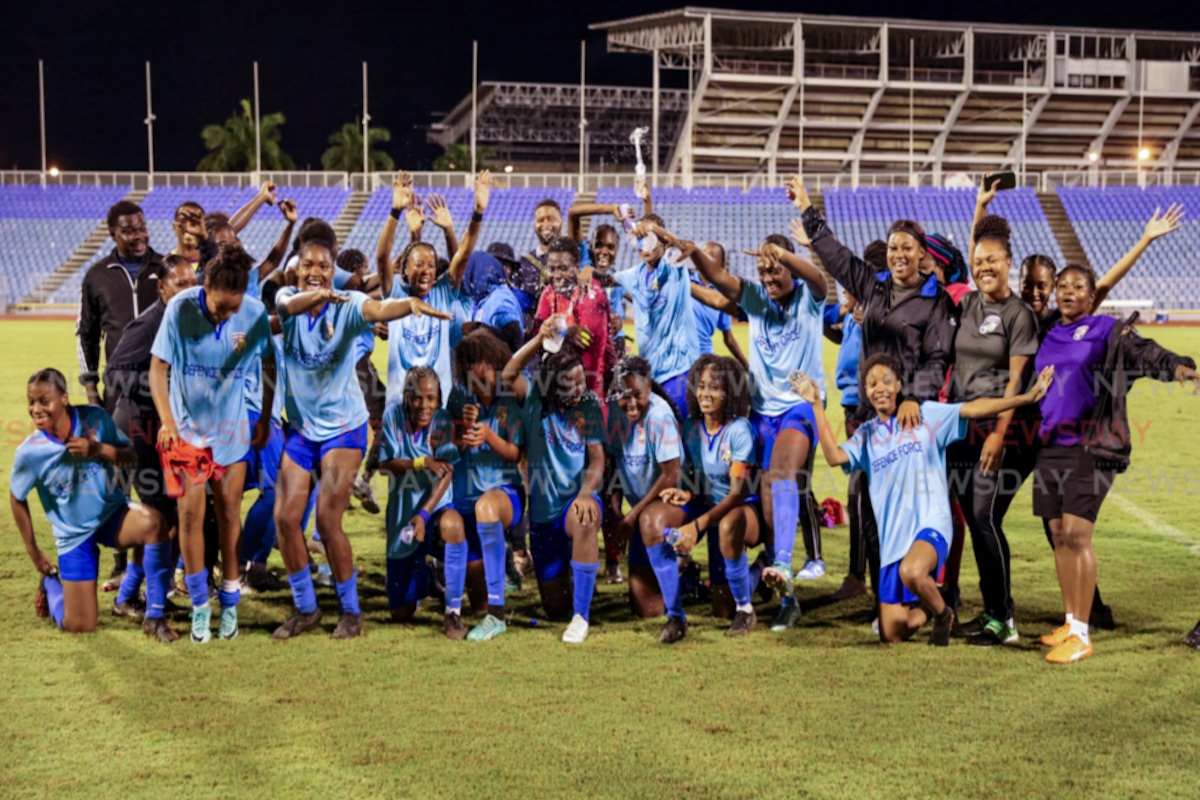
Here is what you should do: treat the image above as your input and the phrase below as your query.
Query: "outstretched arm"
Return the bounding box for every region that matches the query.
[230,182,278,233]
[362,296,454,324]
[787,175,874,301]
[961,366,1053,419]
[447,170,491,291]
[689,281,739,315]
[673,235,741,302]
[791,372,850,467]
[11,494,55,576]
[258,199,298,278]
[502,315,560,402]
[567,202,621,243]
[1093,204,1185,310]
[761,231,828,302]
[378,170,415,297]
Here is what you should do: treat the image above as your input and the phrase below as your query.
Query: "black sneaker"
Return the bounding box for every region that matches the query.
[726,609,756,638]
[928,607,955,647]
[245,562,288,593]
[112,599,146,620]
[659,616,687,644]
[332,612,364,640]
[1185,620,1200,649]
[142,617,179,643]
[1090,603,1116,631]
[955,615,987,638]
[272,608,324,640]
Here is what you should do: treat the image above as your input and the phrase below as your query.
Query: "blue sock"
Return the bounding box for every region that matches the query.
[115,562,145,605]
[218,581,240,609]
[570,560,599,622]
[648,542,685,621]
[287,568,318,614]
[748,558,764,598]
[143,543,170,620]
[44,575,65,628]
[176,554,184,570]
[335,571,361,616]
[242,489,276,565]
[478,520,506,609]
[184,569,210,608]
[724,553,751,608]
[444,541,468,613]
[771,479,800,570]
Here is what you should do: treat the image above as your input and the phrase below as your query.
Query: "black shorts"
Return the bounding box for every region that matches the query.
[1031,445,1117,523]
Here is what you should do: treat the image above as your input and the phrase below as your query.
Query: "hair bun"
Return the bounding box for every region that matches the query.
[973,214,1011,244]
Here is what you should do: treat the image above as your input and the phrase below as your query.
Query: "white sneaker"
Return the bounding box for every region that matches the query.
[797,559,826,580]
[562,614,590,644]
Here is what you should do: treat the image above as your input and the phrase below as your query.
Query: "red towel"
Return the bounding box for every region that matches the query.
[158,439,225,498]
[819,497,846,528]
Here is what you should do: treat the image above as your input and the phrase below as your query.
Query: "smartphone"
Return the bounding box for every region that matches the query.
[984,171,1017,192]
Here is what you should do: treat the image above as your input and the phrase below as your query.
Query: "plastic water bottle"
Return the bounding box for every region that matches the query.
[399,525,416,545]
[542,317,568,354]
[662,245,684,267]
[664,527,683,547]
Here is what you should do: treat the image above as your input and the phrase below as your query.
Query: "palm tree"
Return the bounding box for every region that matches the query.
[433,142,496,172]
[198,99,295,172]
[321,120,395,172]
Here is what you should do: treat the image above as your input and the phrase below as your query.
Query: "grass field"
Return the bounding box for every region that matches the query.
[1,319,1199,799]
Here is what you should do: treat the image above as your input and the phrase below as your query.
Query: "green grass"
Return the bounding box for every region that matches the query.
[1,320,1199,799]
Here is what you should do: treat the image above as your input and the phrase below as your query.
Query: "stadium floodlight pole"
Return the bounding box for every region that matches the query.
[254,61,262,183]
[38,60,47,185]
[652,46,659,186]
[145,61,156,175]
[471,41,478,180]
[909,40,915,186]
[579,40,586,192]
[798,38,805,182]
[362,61,370,186]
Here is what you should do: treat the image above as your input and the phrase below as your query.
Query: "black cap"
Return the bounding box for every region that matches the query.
[486,242,519,265]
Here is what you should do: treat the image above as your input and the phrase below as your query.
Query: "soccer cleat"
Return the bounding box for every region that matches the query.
[273,608,324,640]
[101,565,125,593]
[830,574,868,601]
[956,614,988,638]
[1090,603,1116,631]
[1039,623,1072,648]
[143,617,179,643]
[467,614,508,642]
[244,562,288,593]
[797,559,826,580]
[352,476,381,515]
[1045,635,1093,664]
[761,562,795,600]
[218,606,239,641]
[928,607,955,647]
[112,599,146,620]
[726,609,757,638]
[34,576,50,619]
[770,601,803,632]
[659,617,687,644]
[966,615,1019,647]
[169,568,187,600]
[443,612,467,640]
[189,606,212,644]
[1184,621,1200,649]
[562,614,590,644]
[604,562,624,585]
[332,612,364,640]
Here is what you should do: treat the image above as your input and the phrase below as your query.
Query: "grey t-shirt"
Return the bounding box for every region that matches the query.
[952,291,1039,401]
[888,279,922,311]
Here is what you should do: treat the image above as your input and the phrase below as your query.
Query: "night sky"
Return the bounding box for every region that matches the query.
[4,0,1199,172]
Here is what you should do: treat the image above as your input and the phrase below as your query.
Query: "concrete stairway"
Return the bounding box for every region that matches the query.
[332,191,370,248]
[1038,191,1090,268]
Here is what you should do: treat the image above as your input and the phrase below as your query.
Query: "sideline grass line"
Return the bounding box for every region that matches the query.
[1108,491,1200,557]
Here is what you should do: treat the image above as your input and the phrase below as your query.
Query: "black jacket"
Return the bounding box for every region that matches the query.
[76,246,163,392]
[1084,312,1195,472]
[802,206,957,406]
[102,299,167,418]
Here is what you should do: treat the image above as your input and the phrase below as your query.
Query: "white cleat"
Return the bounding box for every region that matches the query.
[562,614,590,644]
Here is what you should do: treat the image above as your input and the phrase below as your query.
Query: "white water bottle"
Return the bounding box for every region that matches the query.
[663,527,683,547]
[399,525,416,545]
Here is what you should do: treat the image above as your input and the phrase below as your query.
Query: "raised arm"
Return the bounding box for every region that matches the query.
[790,372,850,467]
[567,201,621,243]
[787,175,874,301]
[501,315,559,403]
[968,180,1000,260]
[230,182,278,233]
[674,236,741,302]
[447,170,491,291]
[764,231,828,302]
[405,194,425,245]
[635,177,653,217]
[425,194,459,256]
[378,170,414,297]
[258,199,297,277]
[1093,204,1185,310]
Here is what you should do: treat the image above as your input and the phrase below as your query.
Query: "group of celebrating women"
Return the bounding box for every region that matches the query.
[14,167,1200,663]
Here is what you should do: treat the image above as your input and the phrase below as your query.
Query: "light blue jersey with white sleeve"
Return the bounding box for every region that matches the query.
[683,417,756,507]
[609,394,683,504]
[387,273,459,406]
[839,401,966,567]
[10,406,131,556]
[276,287,371,442]
[378,406,459,559]
[150,286,272,466]
[740,278,826,414]
[613,260,699,384]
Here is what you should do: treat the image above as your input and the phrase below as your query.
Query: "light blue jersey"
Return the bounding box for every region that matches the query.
[840,401,966,567]
[683,416,756,507]
[450,290,474,351]
[524,389,605,524]
[10,406,131,556]
[691,273,732,356]
[608,394,683,503]
[470,287,524,337]
[740,279,826,414]
[379,406,459,559]
[614,260,699,384]
[447,388,525,511]
[276,287,371,442]
[355,328,375,362]
[151,286,272,466]
[387,273,460,406]
[246,337,286,425]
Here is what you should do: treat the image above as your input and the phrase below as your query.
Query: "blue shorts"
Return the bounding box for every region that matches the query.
[660,373,690,420]
[877,528,950,605]
[455,485,525,564]
[529,493,603,582]
[240,413,285,491]
[386,538,431,609]
[750,403,818,468]
[283,422,368,473]
[57,504,128,583]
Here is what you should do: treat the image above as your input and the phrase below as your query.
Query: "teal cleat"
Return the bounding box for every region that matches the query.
[190,606,212,644]
[467,614,508,642]
[770,600,803,632]
[218,605,239,641]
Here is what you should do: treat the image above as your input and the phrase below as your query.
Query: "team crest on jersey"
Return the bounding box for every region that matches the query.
[1073,325,1090,341]
[495,406,508,430]
[636,424,647,446]
[232,332,247,354]
[720,443,733,465]
[323,320,336,341]
[979,314,1002,335]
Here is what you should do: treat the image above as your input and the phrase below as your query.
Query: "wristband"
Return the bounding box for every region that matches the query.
[416,509,431,524]
[390,207,402,220]
[413,456,427,471]
[471,211,484,223]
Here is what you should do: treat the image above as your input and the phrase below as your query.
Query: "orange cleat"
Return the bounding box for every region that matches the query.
[1039,623,1071,648]
[1045,635,1093,664]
